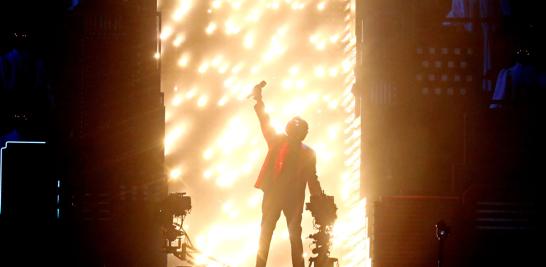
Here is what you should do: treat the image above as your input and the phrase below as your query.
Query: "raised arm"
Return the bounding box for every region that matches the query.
[254,99,276,145]
[251,81,276,145]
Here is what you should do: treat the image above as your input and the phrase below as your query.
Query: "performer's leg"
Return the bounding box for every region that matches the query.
[256,192,282,267]
[283,202,304,267]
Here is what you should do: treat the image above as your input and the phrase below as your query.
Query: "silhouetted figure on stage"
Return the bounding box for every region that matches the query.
[250,81,322,267]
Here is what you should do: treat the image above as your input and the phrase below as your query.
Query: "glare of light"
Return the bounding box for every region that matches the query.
[262,103,273,113]
[328,100,339,110]
[270,2,280,9]
[230,1,242,10]
[281,230,289,240]
[231,63,244,74]
[309,34,318,44]
[250,66,259,74]
[282,79,292,89]
[169,167,182,180]
[317,2,327,11]
[242,163,253,174]
[219,63,230,74]
[198,62,209,74]
[342,59,353,73]
[206,22,218,35]
[228,210,239,219]
[243,33,254,49]
[223,76,235,88]
[270,119,285,134]
[203,148,214,160]
[172,34,186,47]
[282,101,306,117]
[289,65,299,76]
[194,255,207,265]
[160,25,173,40]
[237,87,252,100]
[246,192,261,208]
[172,0,193,21]
[203,169,213,179]
[216,171,238,187]
[171,94,183,106]
[211,55,223,67]
[222,201,234,213]
[197,95,209,107]
[263,40,285,61]
[185,87,197,99]
[314,66,326,77]
[164,126,185,155]
[295,79,305,90]
[217,96,229,106]
[224,19,241,35]
[275,25,289,36]
[177,53,191,68]
[328,125,339,140]
[330,34,340,43]
[153,52,160,60]
[246,8,262,22]
[211,0,221,9]
[329,67,338,77]
[290,2,306,10]
[161,0,367,266]
[316,41,326,50]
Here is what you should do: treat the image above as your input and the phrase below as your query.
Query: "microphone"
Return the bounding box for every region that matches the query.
[248,80,267,99]
[254,80,267,90]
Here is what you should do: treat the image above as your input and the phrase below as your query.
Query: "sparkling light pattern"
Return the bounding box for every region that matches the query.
[159,0,369,266]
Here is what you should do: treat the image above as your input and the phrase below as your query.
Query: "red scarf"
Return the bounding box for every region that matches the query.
[255,139,305,189]
[274,141,289,176]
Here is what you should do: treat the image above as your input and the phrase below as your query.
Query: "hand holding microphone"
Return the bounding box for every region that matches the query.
[248,80,267,101]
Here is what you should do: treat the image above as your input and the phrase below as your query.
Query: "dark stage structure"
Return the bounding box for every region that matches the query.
[357,1,542,267]
[1,1,165,266]
[1,0,544,267]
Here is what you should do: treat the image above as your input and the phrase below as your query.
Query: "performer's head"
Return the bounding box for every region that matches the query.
[286,116,309,142]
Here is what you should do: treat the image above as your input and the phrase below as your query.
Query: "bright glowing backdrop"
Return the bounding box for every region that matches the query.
[158,0,369,266]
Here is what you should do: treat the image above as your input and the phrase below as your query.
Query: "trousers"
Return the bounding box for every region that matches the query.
[255,189,305,267]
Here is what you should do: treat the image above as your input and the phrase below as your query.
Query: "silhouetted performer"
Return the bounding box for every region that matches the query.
[250,81,322,267]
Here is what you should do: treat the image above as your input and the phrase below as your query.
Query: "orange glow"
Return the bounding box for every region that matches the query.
[161,1,367,266]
